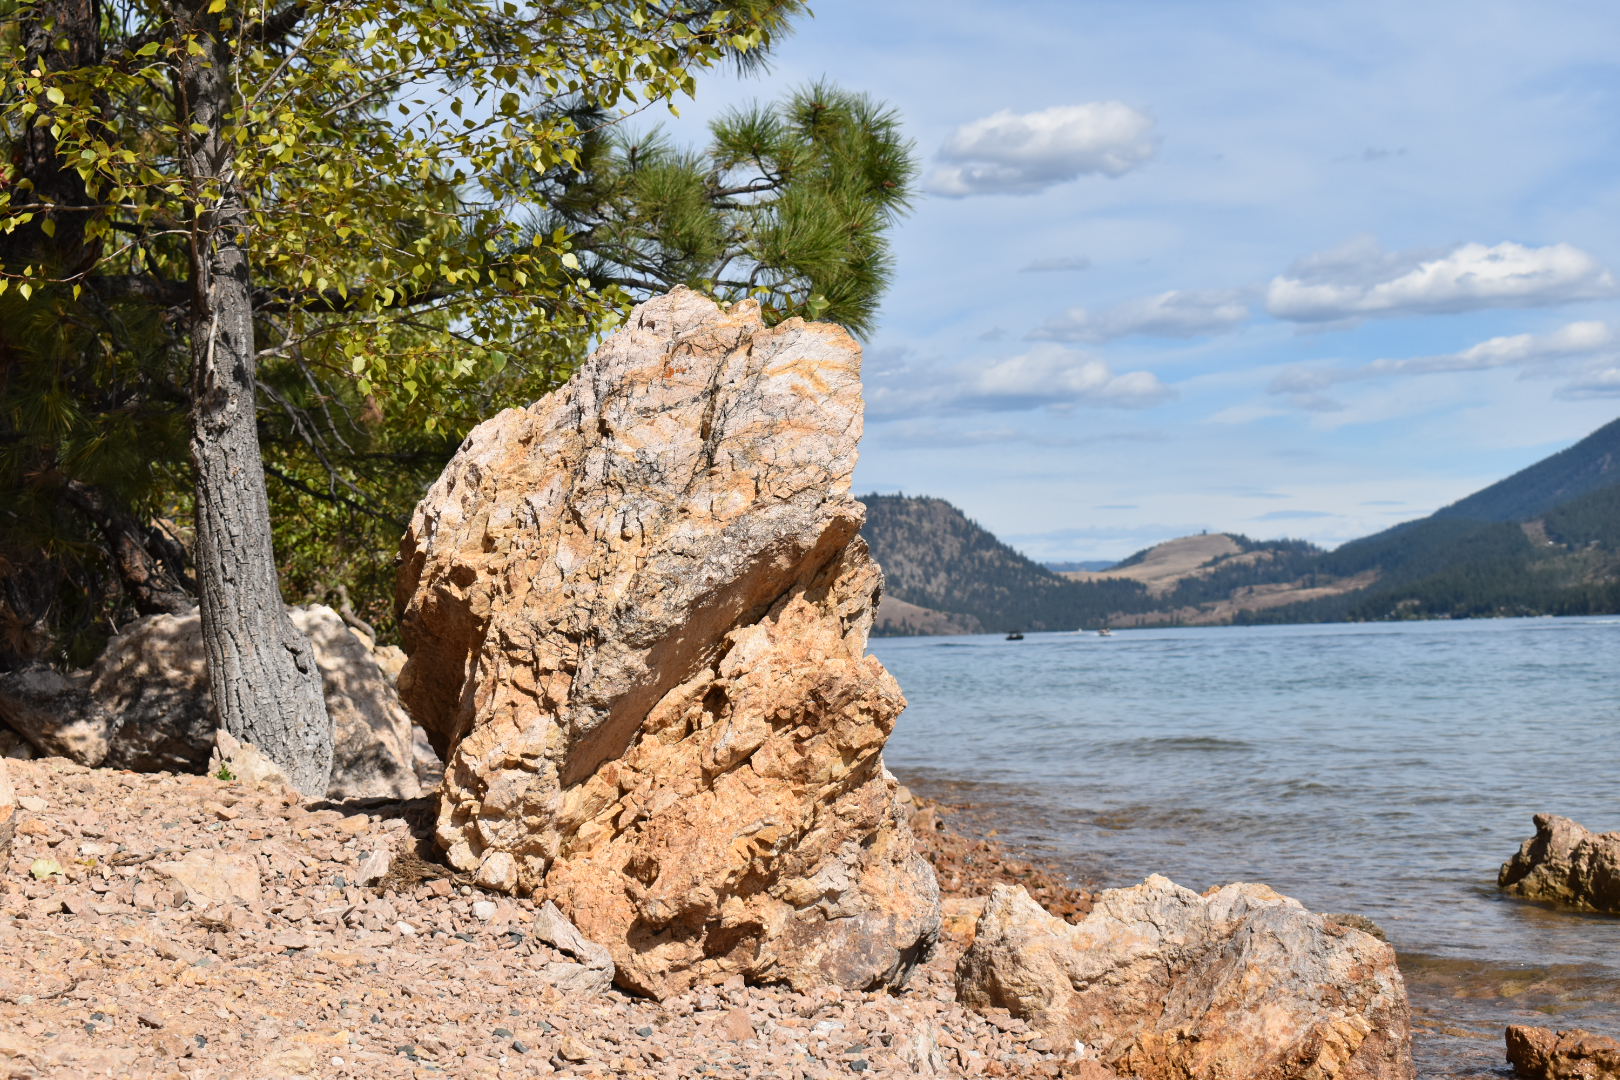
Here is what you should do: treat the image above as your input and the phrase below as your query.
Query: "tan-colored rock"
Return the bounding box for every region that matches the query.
[0,606,418,800]
[287,605,420,800]
[1499,814,1620,915]
[207,729,291,787]
[397,288,939,998]
[0,757,14,871]
[152,849,262,907]
[1506,1025,1620,1080]
[957,877,1414,1080]
[530,900,616,995]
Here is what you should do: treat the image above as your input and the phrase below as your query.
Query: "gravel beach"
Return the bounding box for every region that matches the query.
[0,758,1096,1079]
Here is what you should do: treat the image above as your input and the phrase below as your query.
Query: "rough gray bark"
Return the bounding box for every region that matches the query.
[177,3,332,797]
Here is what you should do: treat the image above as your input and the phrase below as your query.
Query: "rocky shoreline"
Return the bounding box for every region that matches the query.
[0,756,1097,1079]
[0,292,1474,1079]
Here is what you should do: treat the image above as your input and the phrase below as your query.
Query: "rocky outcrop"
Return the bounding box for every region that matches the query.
[0,606,419,800]
[1506,1025,1620,1080]
[1499,814,1620,915]
[956,877,1414,1080]
[396,288,939,999]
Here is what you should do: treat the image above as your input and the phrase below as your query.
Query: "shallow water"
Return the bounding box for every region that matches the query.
[874,617,1620,1077]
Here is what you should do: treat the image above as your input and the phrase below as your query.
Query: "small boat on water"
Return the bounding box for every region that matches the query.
[1097,627,1113,637]
[1005,631,1025,641]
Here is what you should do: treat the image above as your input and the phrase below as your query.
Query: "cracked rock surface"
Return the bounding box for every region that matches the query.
[1499,813,1620,915]
[396,288,938,998]
[956,875,1415,1080]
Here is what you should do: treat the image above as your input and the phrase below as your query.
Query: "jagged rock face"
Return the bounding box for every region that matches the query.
[396,288,940,999]
[1499,814,1620,915]
[957,877,1414,1080]
[0,607,420,800]
[1506,1025,1620,1080]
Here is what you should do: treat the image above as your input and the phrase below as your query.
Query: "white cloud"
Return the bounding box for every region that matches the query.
[1020,255,1092,273]
[1262,320,1620,415]
[868,343,1173,418]
[928,103,1158,197]
[1031,289,1249,342]
[1270,320,1616,400]
[1267,237,1618,322]
[968,344,1174,409]
[1557,367,1620,399]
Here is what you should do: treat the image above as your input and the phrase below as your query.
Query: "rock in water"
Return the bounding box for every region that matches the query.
[956,877,1414,1080]
[396,288,940,998]
[1499,814,1620,915]
[0,606,419,800]
[1506,1025,1620,1080]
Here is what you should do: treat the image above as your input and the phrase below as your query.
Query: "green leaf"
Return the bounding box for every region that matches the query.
[45,87,65,106]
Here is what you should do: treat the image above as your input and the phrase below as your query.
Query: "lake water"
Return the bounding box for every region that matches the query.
[873,617,1620,1078]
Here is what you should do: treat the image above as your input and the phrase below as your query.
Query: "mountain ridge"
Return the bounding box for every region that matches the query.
[861,415,1620,634]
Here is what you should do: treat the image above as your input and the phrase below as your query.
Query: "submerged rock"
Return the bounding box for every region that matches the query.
[956,876,1414,1080]
[0,606,420,800]
[1506,1025,1620,1080]
[1499,814,1620,915]
[396,288,939,998]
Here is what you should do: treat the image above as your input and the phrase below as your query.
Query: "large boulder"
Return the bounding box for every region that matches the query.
[396,288,939,999]
[0,606,419,800]
[1499,814,1620,915]
[956,877,1414,1080]
[1506,1025,1620,1080]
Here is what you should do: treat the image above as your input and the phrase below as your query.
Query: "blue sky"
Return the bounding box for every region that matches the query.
[665,0,1620,561]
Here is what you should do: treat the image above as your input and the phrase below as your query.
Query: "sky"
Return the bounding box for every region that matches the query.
[661,0,1620,562]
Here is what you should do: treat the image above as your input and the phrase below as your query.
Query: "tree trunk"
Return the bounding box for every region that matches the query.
[177,3,332,797]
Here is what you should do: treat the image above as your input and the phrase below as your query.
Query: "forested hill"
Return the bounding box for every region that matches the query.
[1430,415,1620,523]
[860,415,1620,634]
[856,496,1149,634]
